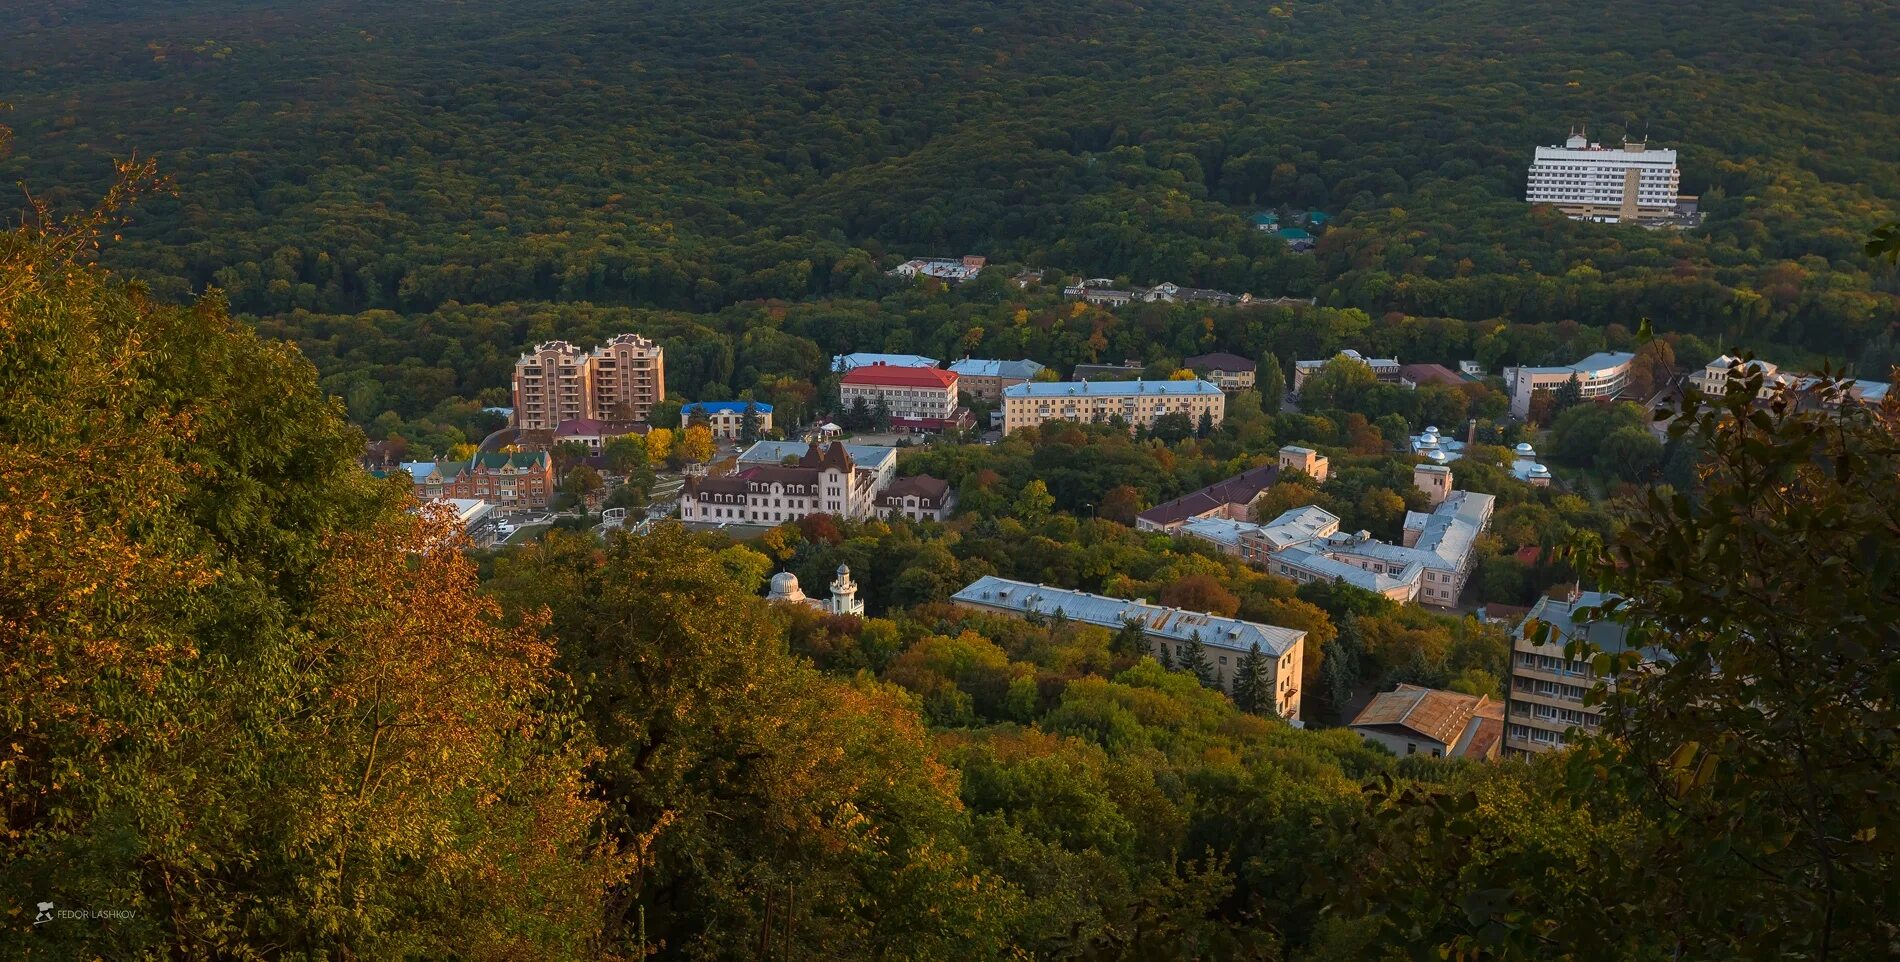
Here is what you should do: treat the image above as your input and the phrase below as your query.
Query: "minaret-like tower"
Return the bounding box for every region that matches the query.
[829,564,865,616]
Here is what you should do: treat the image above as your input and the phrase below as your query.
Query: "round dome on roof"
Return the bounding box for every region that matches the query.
[766,571,807,602]
[836,563,851,577]
[1428,449,1448,462]
[1424,425,1439,435]
[1530,463,1551,477]
[1515,442,1536,455]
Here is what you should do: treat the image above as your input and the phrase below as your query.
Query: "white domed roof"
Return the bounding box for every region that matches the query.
[1530,463,1551,477]
[1516,442,1536,455]
[1428,449,1448,462]
[766,571,807,602]
[1424,425,1440,436]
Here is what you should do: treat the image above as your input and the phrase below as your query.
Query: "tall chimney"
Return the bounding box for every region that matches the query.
[1467,418,1478,447]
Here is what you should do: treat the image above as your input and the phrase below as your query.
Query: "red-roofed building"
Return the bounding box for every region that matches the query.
[838,363,968,430]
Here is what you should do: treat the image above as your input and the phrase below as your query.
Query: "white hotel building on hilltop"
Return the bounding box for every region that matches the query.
[1526,131,1680,224]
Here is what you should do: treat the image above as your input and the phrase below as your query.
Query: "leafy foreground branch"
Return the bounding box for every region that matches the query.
[1343,371,1900,961]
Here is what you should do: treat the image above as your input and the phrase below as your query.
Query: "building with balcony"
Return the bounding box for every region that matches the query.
[1001,379,1224,435]
[1502,586,1660,756]
[511,335,666,430]
[1525,131,1680,224]
[951,576,1306,720]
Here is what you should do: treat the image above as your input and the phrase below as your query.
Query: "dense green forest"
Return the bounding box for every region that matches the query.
[5,0,1898,432]
[8,190,1897,959]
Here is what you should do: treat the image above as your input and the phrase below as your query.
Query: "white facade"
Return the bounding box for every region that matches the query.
[1000,379,1225,434]
[1507,351,1635,418]
[766,565,865,617]
[1526,133,1680,223]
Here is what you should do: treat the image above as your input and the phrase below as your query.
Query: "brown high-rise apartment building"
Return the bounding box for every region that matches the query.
[511,335,666,431]
[590,333,666,422]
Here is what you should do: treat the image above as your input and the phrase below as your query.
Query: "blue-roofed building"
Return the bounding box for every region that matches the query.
[831,352,939,374]
[1000,378,1225,434]
[951,576,1307,718]
[1278,227,1317,252]
[682,400,774,440]
[947,357,1046,400]
[1251,211,1280,231]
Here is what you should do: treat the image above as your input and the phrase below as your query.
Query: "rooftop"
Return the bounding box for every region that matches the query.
[1350,684,1503,758]
[739,440,895,467]
[1135,464,1279,527]
[1004,379,1222,399]
[832,352,940,373]
[682,400,774,415]
[951,576,1304,657]
[1184,352,1258,372]
[1518,351,1636,377]
[840,364,959,389]
[948,358,1046,379]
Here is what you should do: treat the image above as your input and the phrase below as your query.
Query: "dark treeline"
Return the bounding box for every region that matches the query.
[5,0,1897,372]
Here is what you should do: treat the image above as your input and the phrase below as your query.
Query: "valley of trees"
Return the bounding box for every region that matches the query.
[5,0,1899,956]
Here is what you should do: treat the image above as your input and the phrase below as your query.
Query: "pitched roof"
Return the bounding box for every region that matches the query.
[1398,363,1465,387]
[796,441,856,472]
[951,576,1304,657]
[840,364,959,389]
[740,440,894,468]
[1136,464,1280,527]
[1184,352,1258,372]
[470,450,550,471]
[832,352,939,372]
[1349,684,1501,755]
[878,475,952,506]
[948,358,1045,379]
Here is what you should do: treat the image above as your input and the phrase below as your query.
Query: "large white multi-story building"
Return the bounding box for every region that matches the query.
[951,576,1307,720]
[838,363,965,430]
[1690,354,1892,409]
[1526,131,1680,224]
[681,441,950,526]
[1001,379,1225,434]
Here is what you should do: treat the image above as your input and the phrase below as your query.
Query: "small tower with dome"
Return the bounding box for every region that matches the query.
[828,564,865,617]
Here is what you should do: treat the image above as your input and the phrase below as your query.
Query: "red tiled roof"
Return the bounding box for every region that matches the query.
[878,475,951,507]
[840,364,958,389]
[1136,464,1279,527]
[1399,363,1465,387]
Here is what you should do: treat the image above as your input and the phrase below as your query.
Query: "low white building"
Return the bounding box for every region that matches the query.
[1506,351,1635,419]
[951,576,1307,719]
[1691,354,1892,409]
[1293,349,1403,395]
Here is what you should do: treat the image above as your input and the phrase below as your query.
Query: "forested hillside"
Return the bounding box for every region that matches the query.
[6,0,1898,374]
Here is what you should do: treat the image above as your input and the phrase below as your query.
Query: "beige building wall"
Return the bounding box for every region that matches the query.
[591,333,666,422]
[513,340,595,431]
[1001,384,1225,435]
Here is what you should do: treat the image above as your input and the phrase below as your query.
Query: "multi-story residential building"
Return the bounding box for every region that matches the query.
[681,401,773,440]
[1184,352,1258,392]
[1140,282,1242,306]
[947,358,1046,401]
[1001,379,1225,435]
[838,364,965,430]
[1293,349,1403,395]
[1690,354,1893,409]
[739,440,898,490]
[876,476,957,522]
[1277,445,1330,483]
[590,333,666,422]
[511,335,666,430]
[1505,351,1635,418]
[1525,131,1680,224]
[1349,684,1504,760]
[831,352,939,374]
[951,576,1307,720]
[1504,586,1655,756]
[513,340,595,432]
[389,451,557,509]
